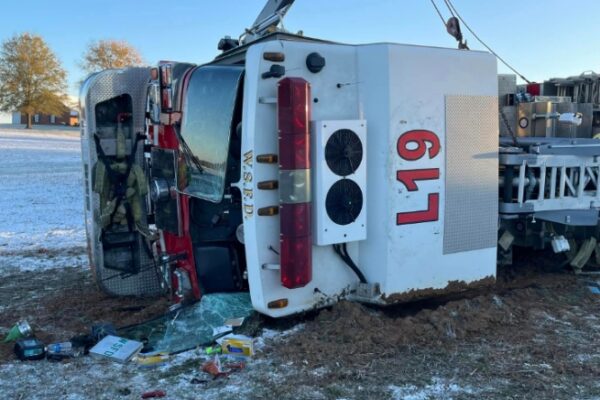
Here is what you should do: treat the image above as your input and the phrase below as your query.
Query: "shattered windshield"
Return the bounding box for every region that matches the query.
[178,65,243,203]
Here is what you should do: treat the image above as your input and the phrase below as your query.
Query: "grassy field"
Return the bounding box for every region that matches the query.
[1,130,599,399]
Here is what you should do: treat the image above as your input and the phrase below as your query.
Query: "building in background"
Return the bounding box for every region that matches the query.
[20,109,79,126]
[0,112,12,124]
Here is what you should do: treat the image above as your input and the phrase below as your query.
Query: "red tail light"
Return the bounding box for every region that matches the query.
[280,233,312,288]
[278,77,312,289]
[278,133,310,170]
[280,203,311,237]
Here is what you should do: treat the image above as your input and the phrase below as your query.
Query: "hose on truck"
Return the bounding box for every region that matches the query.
[333,243,367,284]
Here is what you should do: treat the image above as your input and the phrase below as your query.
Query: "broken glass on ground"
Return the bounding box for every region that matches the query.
[118,293,255,355]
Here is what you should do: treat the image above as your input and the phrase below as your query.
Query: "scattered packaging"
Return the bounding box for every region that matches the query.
[202,355,227,378]
[133,352,170,368]
[46,341,84,360]
[225,361,245,372]
[218,334,254,358]
[224,317,245,327]
[3,321,33,343]
[201,355,246,379]
[90,335,143,363]
[588,285,600,295]
[212,326,232,338]
[47,341,74,353]
[141,390,166,399]
[14,338,45,361]
[205,345,222,355]
[212,317,246,339]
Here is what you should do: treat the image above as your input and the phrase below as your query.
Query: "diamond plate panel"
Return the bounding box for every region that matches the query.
[444,96,498,254]
[81,68,162,296]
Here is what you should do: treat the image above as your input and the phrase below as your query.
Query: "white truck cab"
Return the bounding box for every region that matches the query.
[238,38,498,316]
[80,31,499,317]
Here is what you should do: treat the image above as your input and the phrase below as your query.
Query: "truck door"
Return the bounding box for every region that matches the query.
[173,65,246,295]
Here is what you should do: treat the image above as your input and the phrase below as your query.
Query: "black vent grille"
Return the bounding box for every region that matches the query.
[325,129,363,176]
[325,179,363,225]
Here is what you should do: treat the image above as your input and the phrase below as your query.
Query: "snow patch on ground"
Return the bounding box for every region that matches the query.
[255,323,305,350]
[0,353,267,400]
[388,378,476,400]
[0,254,87,272]
[0,131,86,273]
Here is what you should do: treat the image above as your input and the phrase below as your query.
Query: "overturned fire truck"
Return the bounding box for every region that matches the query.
[79,0,600,317]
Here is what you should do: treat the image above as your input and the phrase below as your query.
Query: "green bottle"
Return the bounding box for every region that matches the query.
[3,321,32,343]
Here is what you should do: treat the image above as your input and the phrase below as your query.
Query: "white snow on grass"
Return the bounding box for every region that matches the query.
[0,130,86,273]
[389,378,476,400]
[254,323,305,350]
[0,347,260,400]
[0,253,87,272]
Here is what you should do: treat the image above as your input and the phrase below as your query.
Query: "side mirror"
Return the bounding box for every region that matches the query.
[147,82,161,124]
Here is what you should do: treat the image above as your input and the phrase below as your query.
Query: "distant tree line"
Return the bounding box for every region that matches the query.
[0,33,143,128]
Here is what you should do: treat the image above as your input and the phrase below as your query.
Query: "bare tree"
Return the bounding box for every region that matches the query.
[81,40,144,73]
[0,33,68,129]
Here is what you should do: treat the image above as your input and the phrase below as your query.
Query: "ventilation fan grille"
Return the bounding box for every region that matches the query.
[325,129,363,176]
[325,179,364,225]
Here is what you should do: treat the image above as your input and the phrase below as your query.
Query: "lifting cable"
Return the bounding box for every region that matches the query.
[429,0,446,25]
[441,0,524,147]
[429,0,531,84]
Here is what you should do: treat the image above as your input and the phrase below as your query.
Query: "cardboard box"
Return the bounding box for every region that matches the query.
[90,335,143,363]
[219,335,254,357]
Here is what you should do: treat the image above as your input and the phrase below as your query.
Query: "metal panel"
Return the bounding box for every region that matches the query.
[499,106,516,137]
[498,74,516,99]
[517,101,593,138]
[81,68,162,297]
[444,95,498,254]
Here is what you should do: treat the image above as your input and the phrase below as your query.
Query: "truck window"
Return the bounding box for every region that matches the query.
[94,94,133,137]
[179,65,244,203]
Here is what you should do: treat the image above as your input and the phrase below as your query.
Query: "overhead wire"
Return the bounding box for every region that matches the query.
[429,0,447,26]
[442,0,531,84]
[442,0,456,18]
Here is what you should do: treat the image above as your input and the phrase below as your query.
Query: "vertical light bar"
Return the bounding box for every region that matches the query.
[277,77,312,289]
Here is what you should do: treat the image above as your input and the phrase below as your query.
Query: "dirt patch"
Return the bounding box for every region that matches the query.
[255,250,600,399]
[274,275,585,367]
[381,275,496,303]
[276,249,580,361]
